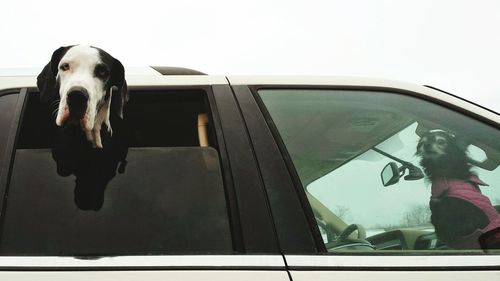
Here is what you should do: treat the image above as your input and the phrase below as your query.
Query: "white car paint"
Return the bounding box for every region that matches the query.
[0,271,290,281]
[290,271,500,281]
[1,72,499,280]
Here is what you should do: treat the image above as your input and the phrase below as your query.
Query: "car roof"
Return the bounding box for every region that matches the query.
[0,67,162,76]
[0,70,498,124]
[0,75,228,88]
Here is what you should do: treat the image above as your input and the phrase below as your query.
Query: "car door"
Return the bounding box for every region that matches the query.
[229,76,500,280]
[0,76,289,280]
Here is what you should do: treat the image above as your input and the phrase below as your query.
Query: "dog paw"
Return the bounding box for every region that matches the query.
[105,120,113,136]
[94,139,103,149]
[92,126,104,148]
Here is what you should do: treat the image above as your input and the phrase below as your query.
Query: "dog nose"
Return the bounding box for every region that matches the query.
[68,88,89,105]
[67,87,89,118]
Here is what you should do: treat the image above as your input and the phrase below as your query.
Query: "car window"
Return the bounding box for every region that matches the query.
[1,90,232,255]
[0,93,18,178]
[259,89,500,254]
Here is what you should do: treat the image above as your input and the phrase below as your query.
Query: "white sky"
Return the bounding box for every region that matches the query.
[1,0,499,112]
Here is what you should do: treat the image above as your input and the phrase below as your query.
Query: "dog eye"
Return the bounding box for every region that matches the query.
[60,63,70,71]
[95,65,110,78]
[437,139,446,145]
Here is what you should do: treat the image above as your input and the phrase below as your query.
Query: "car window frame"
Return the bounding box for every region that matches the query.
[238,83,500,270]
[230,85,320,254]
[0,84,282,270]
[0,88,25,216]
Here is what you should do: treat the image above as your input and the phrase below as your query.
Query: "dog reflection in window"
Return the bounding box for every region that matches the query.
[37,45,129,211]
[416,130,500,249]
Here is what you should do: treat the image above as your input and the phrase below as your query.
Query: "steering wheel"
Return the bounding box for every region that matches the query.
[326,223,374,251]
[337,223,367,241]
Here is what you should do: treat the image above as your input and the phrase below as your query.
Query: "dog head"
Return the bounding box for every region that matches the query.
[416,130,457,161]
[37,45,128,133]
[416,130,472,180]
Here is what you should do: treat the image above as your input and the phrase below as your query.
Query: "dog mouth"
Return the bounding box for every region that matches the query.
[420,149,445,161]
[58,106,86,125]
[68,109,86,123]
[57,109,91,135]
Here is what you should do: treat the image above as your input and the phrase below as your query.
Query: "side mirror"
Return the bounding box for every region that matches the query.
[381,162,400,187]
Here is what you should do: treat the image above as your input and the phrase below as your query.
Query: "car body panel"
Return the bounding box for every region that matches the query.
[290,271,500,281]
[0,255,285,268]
[1,72,499,279]
[285,255,500,268]
[0,271,290,281]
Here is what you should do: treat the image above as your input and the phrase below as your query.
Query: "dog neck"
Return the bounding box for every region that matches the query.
[420,156,474,182]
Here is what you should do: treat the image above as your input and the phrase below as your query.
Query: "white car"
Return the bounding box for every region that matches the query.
[0,68,499,280]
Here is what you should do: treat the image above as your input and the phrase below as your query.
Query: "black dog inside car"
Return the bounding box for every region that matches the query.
[416,130,500,249]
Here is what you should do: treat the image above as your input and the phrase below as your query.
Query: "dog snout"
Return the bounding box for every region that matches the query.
[67,87,89,119]
[424,142,432,150]
[68,87,89,104]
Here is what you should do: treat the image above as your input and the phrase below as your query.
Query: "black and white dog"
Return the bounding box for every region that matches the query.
[416,130,472,182]
[416,130,500,249]
[37,45,129,211]
[37,45,128,148]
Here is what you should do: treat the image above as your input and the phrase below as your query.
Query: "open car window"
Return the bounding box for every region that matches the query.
[259,89,500,254]
[1,90,233,256]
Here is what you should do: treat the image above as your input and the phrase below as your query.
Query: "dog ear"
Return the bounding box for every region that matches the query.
[453,135,470,151]
[110,58,128,119]
[37,46,71,103]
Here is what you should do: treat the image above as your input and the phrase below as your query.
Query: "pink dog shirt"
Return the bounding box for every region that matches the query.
[431,176,500,249]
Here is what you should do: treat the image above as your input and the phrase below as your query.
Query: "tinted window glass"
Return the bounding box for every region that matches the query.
[1,90,232,255]
[0,93,18,178]
[259,89,500,254]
